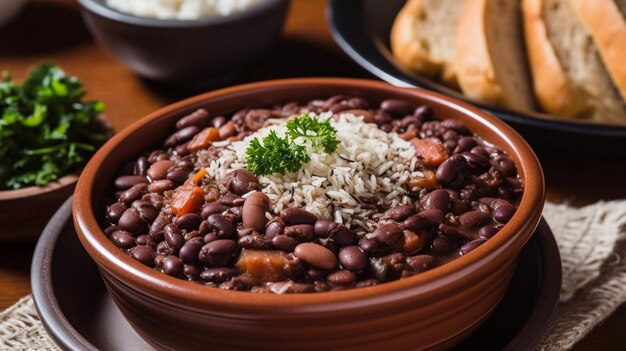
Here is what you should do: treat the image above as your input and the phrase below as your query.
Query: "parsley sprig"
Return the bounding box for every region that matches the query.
[0,64,107,190]
[245,113,340,176]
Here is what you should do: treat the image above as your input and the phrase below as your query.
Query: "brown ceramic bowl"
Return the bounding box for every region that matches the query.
[77,0,289,83]
[0,175,77,243]
[73,78,545,350]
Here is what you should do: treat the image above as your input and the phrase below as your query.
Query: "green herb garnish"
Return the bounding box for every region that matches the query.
[246,113,340,176]
[0,63,107,190]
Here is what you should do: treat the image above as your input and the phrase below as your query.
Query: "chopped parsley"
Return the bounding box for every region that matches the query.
[245,113,340,176]
[0,64,107,190]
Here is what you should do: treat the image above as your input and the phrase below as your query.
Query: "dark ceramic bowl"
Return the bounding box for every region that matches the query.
[77,0,290,82]
[73,78,545,350]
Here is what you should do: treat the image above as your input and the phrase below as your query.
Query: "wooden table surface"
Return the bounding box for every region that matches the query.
[1,0,626,349]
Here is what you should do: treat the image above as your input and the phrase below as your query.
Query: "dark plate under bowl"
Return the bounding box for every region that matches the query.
[31,197,562,350]
[327,0,626,159]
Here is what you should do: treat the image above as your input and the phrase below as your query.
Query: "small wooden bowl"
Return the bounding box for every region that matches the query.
[0,175,77,243]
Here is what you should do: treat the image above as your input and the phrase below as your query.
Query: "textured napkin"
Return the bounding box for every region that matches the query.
[2,201,626,350]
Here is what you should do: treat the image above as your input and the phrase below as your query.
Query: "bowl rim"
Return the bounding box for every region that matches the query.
[0,174,78,201]
[76,0,287,28]
[73,77,545,312]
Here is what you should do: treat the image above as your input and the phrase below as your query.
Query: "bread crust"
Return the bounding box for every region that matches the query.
[455,0,534,112]
[570,0,626,103]
[522,0,588,117]
[390,0,456,86]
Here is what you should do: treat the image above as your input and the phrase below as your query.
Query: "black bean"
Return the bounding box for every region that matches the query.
[493,204,516,223]
[176,213,202,231]
[134,156,149,176]
[104,225,119,236]
[147,160,174,181]
[110,230,136,249]
[218,194,243,206]
[440,119,469,134]
[242,192,270,232]
[201,202,229,219]
[347,97,369,109]
[198,240,239,267]
[179,242,202,264]
[118,208,144,233]
[106,202,127,224]
[167,169,190,184]
[414,105,433,121]
[327,270,356,286]
[272,235,299,252]
[132,199,159,223]
[163,255,183,276]
[281,207,317,226]
[165,126,200,146]
[461,239,487,255]
[174,142,191,156]
[265,219,285,239]
[164,224,184,251]
[338,246,367,271]
[204,233,219,243]
[176,109,210,129]
[401,215,430,231]
[479,225,501,239]
[423,189,450,211]
[119,183,147,204]
[459,211,491,229]
[380,99,412,116]
[314,219,339,238]
[417,208,445,225]
[332,226,355,247]
[224,169,259,195]
[130,245,155,267]
[115,175,148,190]
[436,155,467,183]
[372,223,403,248]
[207,214,237,239]
[148,179,174,193]
[383,205,415,221]
[431,235,459,255]
[355,279,379,288]
[200,268,239,283]
[358,237,380,254]
[285,224,315,242]
[183,264,201,280]
[406,255,435,272]
[457,136,477,151]
[492,155,516,177]
[294,243,337,270]
[238,234,273,250]
[438,224,468,240]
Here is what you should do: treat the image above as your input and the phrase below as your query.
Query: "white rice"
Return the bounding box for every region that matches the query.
[206,113,425,233]
[106,0,264,20]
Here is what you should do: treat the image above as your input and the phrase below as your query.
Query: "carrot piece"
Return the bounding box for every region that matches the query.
[411,138,448,166]
[170,184,205,216]
[235,249,293,282]
[408,170,438,189]
[187,127,221,152]
[192,169,207,185]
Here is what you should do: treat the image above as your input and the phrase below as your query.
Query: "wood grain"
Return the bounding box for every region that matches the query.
[1,0,625,349]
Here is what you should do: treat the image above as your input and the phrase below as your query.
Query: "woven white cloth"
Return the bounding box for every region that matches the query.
[2,200,626,350]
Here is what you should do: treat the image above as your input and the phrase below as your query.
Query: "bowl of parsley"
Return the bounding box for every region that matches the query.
[0,64,110,242]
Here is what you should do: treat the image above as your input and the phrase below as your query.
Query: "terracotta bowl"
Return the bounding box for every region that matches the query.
[77,0,289,82]
[0,175,77,243]
[73,78,545,350]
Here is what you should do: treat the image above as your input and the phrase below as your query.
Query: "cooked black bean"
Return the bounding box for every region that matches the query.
[176,213,202,231]
[225,169,259,195]
[479,224,501,239]
[218,194,243,206]
[332,226,355,246]
[272,235,299,252]
[207,214,237,239]
[166,169,190,184]
[358,237,380,254]
[265,219,285,239]
[436,154,467,183]
[163,255,183,276]
[284,224,315,242]
[459,211,491,229]
[423,189,450,211]
[327,270,356,286]
[242,192,269,232]
[106,202,127,224]
[198,240,239,267]
[383,204,415,221]
[238,234,273,250]
[372,223,403,248]
[165,126,200,146]
[134,156,149,176]
[164,224,184,251]
[179,242,202,264]
[183,264,201,280]
[461,239,487,255]
[314,219,339,238]
[281,208,317,226]
[294,243,337,270]
[406,255,435,272]
[380,99,412,116]
[417,209,445,225]
[118,208,144,233]
[110,230,136,249]
[431,235,459,255]
[201,202,229,219]
[339,246,367,271]
[115,175,148,190]
[414,105,433,121]
[147,160,174,181]
[176,109,210,129]
[493,204,516,223]
[200,268,239,283]
[439,224,468,241]
[130,246,155,267]
[401,215,430,232]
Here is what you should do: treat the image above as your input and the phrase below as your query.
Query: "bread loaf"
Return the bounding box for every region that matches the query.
[390,0,463,87]
[455,0,536,112]
[522,0,626,121]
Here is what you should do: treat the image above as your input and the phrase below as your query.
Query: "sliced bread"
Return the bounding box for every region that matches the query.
[522,0,626,121]
[569,0,626,108]
[455,0,536,112]
[390,0,464,88]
